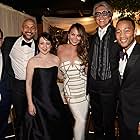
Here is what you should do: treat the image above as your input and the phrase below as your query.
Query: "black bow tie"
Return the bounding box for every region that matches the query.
[21,40,32,47]
[120,51,128,60]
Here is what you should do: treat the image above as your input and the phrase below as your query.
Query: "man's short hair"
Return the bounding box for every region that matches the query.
[93,1,113,17]
[116,17,136,29]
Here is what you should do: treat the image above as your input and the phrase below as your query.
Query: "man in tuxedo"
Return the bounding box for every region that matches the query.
[116,17,140,140]
[87,1,120,140]
[2,18,38,139]
[0,29,11,139]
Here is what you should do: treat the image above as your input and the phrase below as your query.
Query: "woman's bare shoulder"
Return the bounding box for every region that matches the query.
[57,44,68,51]
[57,44,69,57]
[27,55,40,67]
[51,54,60,66]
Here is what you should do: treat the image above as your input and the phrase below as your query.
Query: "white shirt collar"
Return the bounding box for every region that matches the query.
[98,23,110,32]
[124,40,136,58]
[98,23,111,40]
[21,36,33,43]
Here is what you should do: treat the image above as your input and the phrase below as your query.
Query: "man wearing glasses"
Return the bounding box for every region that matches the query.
[87,1,120,140]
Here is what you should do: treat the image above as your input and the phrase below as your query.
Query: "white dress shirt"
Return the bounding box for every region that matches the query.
[9,36,35,80]
[119,40,136,79]
[98,23,110,40]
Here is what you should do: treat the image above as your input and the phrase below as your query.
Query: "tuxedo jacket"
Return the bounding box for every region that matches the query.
[87,25,120,95]
[119,43,140,130]
[0,48,9,97]
[2,36,38,79]
[0,48,11,139]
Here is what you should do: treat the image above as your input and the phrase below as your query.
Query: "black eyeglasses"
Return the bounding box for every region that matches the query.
[94,11,111,17]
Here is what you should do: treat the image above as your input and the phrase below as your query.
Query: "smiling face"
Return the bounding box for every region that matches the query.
[115,20,136,50]
[21,19,37,41]
[38,37,52,55]
[94,5,112,29]
[68,27,81,46]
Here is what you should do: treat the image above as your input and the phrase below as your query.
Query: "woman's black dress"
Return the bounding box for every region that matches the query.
[20,67,74,140]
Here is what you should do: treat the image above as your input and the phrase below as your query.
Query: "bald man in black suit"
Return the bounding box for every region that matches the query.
[2,18,38,139]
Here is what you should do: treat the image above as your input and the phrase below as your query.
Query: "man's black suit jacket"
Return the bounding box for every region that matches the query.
[0,47,10,100]
[0,47,11,139]
[119,43,140,130]
[87,25,120,95]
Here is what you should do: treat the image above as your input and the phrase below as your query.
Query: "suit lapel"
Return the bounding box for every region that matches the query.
[123,43,140,81]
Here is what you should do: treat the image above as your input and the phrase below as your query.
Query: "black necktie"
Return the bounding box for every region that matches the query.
[120,51,128,60]
[21,40,32,47]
